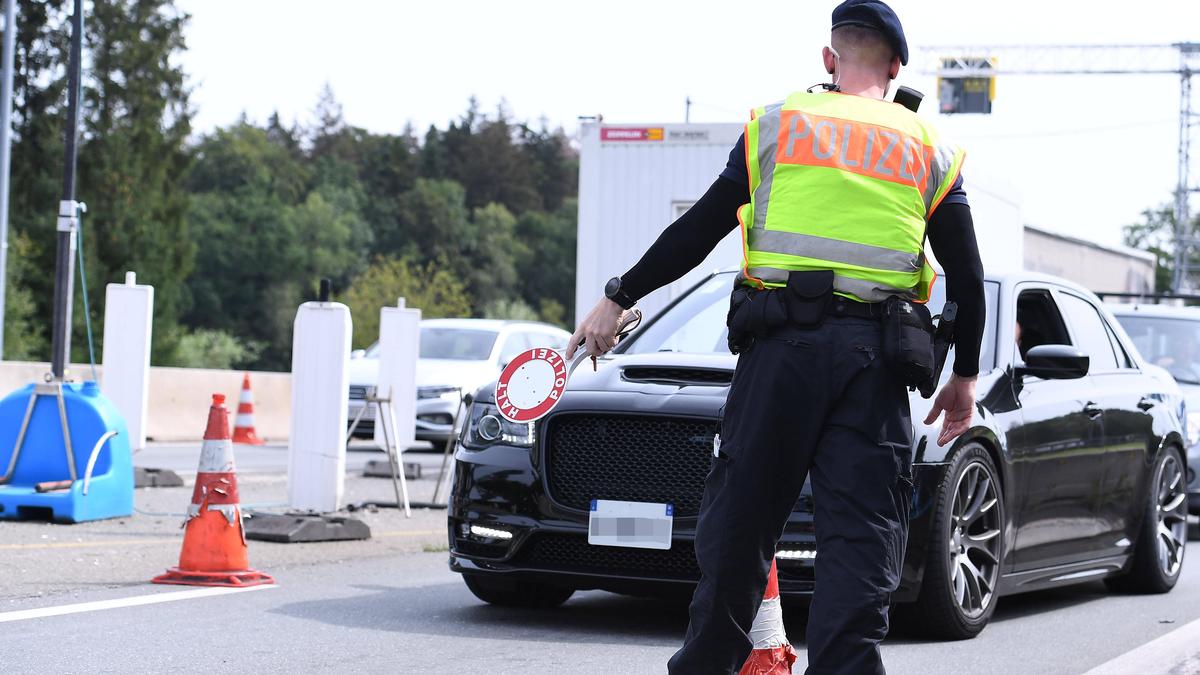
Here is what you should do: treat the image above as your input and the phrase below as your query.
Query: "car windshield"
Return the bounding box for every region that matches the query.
[363,327,500,361]
[1114,315,1200,384]
[620,271,998,374]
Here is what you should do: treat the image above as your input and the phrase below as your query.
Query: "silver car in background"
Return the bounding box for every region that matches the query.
[348,318,571,445]
[1109,302,1200,513]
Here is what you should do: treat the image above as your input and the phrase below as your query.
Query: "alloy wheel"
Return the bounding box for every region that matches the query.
[948,461,1002,619]
[1155,453,1187,578]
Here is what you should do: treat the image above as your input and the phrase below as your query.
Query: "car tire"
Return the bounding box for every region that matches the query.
[902,443,1004,640]
[1105,446,1187,595]
[462,574,574,608]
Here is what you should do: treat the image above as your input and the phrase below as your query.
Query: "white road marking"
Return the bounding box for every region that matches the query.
[1084,614,1200,674]
[0,584,278,624]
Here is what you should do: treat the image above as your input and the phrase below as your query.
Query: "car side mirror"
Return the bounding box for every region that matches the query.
[1015,344,1089,380]
[351,349,366,360]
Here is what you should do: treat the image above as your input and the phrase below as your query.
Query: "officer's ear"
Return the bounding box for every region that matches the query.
[822,46,836,75]
[888,55,901,80]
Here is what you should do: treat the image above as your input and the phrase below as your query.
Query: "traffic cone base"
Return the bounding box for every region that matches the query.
[151,394,274,588]
[151,568,275,588]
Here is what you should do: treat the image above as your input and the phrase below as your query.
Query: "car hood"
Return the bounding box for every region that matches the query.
[347,356,379,386]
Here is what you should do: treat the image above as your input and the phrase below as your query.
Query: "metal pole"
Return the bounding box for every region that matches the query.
[0,0,16,360]
[49,0,82,380]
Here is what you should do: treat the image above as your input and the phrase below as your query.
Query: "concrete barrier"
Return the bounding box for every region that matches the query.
[0,362,292,443]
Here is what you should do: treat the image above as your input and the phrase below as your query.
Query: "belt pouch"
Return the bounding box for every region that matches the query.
[784,270,834,326]
[882,296,935,386]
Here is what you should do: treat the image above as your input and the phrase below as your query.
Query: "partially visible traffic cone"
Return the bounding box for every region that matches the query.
[152,394,274,587]
[231,373,265,445]
[739,560,797,675]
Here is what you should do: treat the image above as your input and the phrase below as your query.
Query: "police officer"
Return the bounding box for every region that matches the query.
[567,1,985,672]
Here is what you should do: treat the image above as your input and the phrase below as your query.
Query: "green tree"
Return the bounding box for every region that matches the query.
[1122,204,1197,293]
[343,256,472,349]
[78,0,194,364]
[3,234,47,360]
[182,123,366,369]
[515,199,578,324]
[173,329,263,370]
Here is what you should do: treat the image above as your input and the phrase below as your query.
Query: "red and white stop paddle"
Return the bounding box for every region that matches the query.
[495,310,641,423]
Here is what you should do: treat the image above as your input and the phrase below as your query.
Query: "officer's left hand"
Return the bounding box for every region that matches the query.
[924,373,977,446]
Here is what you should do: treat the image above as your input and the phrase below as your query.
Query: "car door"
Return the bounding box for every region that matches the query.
[1008,286,1109,571]
[1057,294,1156,558]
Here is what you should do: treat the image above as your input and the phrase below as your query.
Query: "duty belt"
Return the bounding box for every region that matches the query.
[826,296,885,321]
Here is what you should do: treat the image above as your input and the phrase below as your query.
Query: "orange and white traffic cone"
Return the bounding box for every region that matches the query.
[151,394,274,587]
[231,373,265,445]
[739,560,798,675]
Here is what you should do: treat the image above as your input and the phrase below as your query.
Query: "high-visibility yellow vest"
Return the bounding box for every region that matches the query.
[737,91,965,302]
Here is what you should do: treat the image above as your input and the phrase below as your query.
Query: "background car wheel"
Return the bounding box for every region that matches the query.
[902,443,1004,640]
[1105,446,1187,594]
[463,574,574,608]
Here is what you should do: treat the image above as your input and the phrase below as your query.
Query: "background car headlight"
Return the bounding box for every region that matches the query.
[1187,410,1200,447]
[463,402,534,448]
[419,385,461,401]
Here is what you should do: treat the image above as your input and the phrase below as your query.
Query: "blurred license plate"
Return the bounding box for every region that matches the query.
[588,499,673,550]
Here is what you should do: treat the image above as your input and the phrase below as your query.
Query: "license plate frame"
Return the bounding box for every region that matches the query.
[587,499,674,550]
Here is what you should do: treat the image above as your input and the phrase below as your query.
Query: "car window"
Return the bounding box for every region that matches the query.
[419,328,499,360]
[498,331,530,363]
[1057,293,1119,372]
[1016,289,1071,360]
[1115,314,1200,384]
[534,330,568,351]
[620,274,731,355]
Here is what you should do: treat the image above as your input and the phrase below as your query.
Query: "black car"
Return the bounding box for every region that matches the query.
[448,270,1188,638]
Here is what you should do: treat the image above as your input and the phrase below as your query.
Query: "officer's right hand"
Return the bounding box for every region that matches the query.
[923,373,977,446]
[566,298,624,359]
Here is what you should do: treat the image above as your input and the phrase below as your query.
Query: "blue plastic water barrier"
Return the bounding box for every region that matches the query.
[0,381,133,522]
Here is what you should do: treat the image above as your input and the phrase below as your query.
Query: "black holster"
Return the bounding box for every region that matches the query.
[881,296,935,389]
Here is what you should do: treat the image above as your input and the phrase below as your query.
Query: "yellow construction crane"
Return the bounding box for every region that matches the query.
[918,43,1200,291]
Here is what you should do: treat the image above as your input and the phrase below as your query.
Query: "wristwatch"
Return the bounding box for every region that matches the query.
[604,276,635,310]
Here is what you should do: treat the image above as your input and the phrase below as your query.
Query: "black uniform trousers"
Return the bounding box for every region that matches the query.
[667,315,914,675]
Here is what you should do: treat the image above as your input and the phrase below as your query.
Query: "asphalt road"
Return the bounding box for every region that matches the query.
[6,528,1200,673]
[4,443,1199,673]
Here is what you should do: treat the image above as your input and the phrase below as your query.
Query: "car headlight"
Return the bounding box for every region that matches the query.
[419,385,461,401]
[1187,411,1200,447]
[462,401,535,448]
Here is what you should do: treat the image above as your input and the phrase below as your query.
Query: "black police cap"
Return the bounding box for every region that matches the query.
[831,0,909,66]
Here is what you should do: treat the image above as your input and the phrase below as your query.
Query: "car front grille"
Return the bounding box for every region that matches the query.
[513,532,700,580]
[544,413,715,516]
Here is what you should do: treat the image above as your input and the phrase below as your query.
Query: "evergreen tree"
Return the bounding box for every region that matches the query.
[79,0,194,363]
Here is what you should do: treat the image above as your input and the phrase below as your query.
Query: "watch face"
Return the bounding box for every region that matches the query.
[605,277,620,297]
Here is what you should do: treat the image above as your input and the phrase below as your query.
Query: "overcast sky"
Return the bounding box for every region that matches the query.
[175,0,1199,248]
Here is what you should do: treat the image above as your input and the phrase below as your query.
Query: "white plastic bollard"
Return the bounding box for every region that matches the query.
[288,299,351,512]
[375,298,420,449]
[101,271,154,452]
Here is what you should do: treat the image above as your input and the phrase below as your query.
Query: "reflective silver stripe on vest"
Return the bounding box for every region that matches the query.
[738,266,915,303]
[752,103,784,230]
[748,229,921,273]
[923,142,958,212]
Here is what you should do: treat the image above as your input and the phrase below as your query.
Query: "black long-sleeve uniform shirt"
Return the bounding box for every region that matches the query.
[620,133,986,377]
